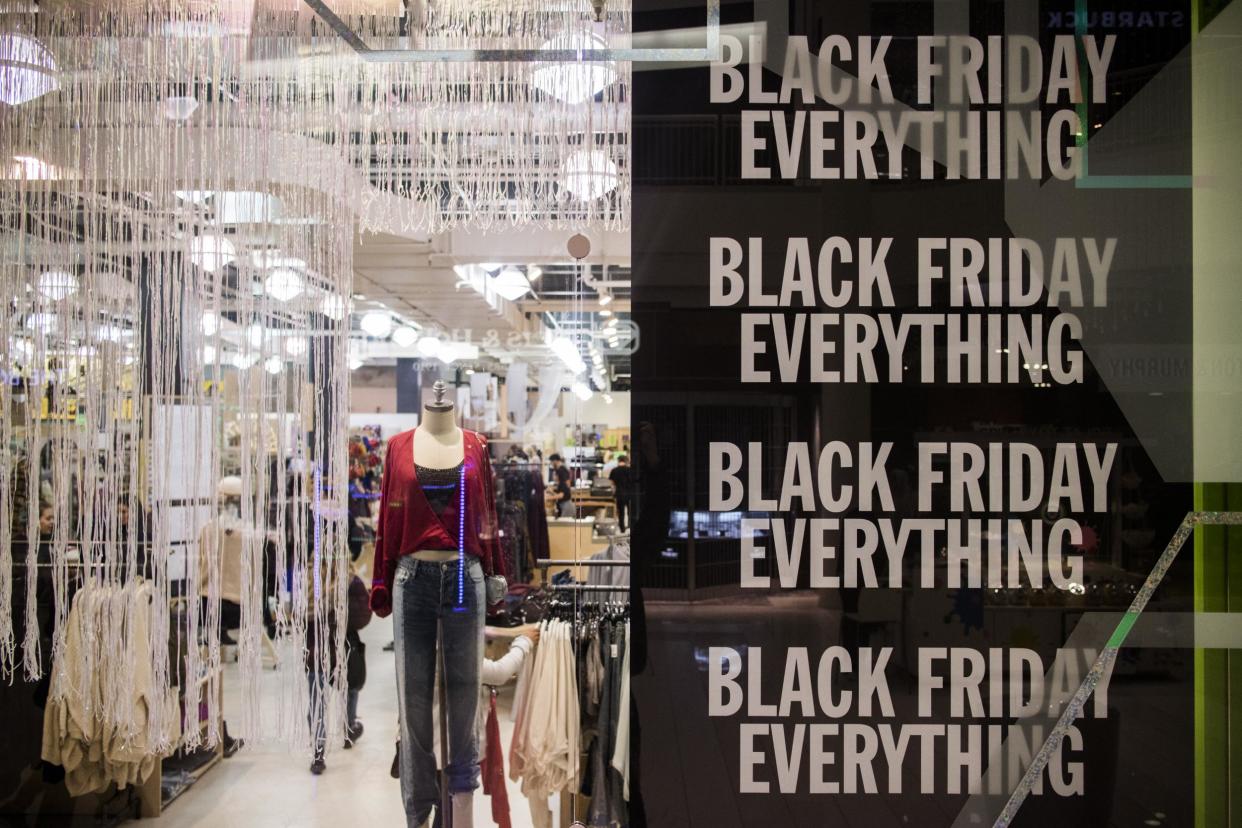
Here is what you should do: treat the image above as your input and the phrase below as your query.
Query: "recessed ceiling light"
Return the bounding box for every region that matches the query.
[264,268,305,302]
[38,270,77,300]
[392,326,419,348]
[360,311,393,339]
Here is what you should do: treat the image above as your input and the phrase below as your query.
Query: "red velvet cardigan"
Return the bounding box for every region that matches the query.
[369,428,501,617]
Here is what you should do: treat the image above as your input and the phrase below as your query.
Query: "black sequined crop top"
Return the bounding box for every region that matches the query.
[416,462,463,515]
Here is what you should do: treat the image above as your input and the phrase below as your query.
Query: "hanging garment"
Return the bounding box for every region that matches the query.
[481,691,512,828]
[41,583,179,796]
[611,622,631,801]
[370,428,502,616]
[587,621,627,828]
[510,620,580,801]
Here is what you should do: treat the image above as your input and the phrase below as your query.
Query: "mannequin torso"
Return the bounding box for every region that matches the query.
[413,405,465,469]
[411,402,465,560]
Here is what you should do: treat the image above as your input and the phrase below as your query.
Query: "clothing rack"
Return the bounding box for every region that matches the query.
[534,558,630,822]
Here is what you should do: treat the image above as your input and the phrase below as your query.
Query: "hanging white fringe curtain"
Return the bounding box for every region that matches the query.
[0,0,629,754]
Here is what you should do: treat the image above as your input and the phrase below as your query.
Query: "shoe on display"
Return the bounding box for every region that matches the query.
[390,741,400,778]
[310,751,326,775]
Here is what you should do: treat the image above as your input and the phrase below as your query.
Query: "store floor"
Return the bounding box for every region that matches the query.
[147,615,548,828]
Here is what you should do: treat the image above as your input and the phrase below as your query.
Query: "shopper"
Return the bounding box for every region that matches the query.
[609,455,633,533]
[548,454,573,517]
[345,562,371,748]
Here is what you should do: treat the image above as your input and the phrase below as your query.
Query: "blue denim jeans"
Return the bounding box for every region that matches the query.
[393,555,484,826]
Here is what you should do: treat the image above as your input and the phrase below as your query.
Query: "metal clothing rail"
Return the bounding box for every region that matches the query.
[542,568,629,823]
[536,558,631,568]
[547,583,629,593]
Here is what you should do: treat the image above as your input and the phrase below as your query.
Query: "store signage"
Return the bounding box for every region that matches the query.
[634,4,1198,826]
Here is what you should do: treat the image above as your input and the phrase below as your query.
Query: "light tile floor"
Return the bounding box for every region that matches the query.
[145,616,550,828]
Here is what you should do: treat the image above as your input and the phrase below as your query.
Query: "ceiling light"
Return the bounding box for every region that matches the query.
[360,311,394,339]
[392,326,419,348]
[230,352,257,370]
[480,263,504,273]
[264,268,305,302]
[247,324,266,349]
[264,356,284,375]
[163,96,199,121]
[284,336,308,358]
[175,190,212,204]
[465,368,476,375]
[571,381,594,402]
[561,149,620,202]
[25,313,56,332]
[349,355,365,371]
[202,345,217,363]
[0,35,59,107]
[38,270,77,300]
[417,336,443,358]
[321,294,348,320]
[531,31,617,103]
[95,324,126,343]
[599,309,613,318]
[550,335,586,374]
[492,268,532,301]
[527,266,543,281]
[202,311,219,336]
[603,393,614,404]
[210,191,281,224]
[190,234,236,273]
[12,155,59,180]
[599,293,613,306]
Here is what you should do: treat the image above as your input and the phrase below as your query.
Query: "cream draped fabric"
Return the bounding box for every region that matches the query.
[41,583,181,796]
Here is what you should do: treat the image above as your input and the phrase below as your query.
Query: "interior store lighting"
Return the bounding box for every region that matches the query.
[264,355,284,374]
[599,293,613,306]
[0,34,59,106]
[12,155,59,180]
[551,335,587,374]
[284,335,308,358]
[392,325,420,348]
[247,324,265,349]
[571,381,594,402]
[230,352,258,370]
[360,310,394,339]
[531,31,617,103]
[163,96,199,121]
[190,234,236,273]
[38,270,78,300]
[321,294,348,320]
[202,311,219,336]
[264,268,305,302]
[417,336,443,358]
[24,313,57,332]
[599,309,613,318]
[527,266,543,281]
[492,267,533,301]
[561,149,620,202]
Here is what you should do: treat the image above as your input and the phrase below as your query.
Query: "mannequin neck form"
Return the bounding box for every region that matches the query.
[420,405,459,438]
[414,405,464,468]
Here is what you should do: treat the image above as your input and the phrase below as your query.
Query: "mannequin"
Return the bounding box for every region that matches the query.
[372,381,500,828]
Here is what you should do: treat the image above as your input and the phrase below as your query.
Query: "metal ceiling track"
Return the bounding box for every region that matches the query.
[302,0,720,63]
